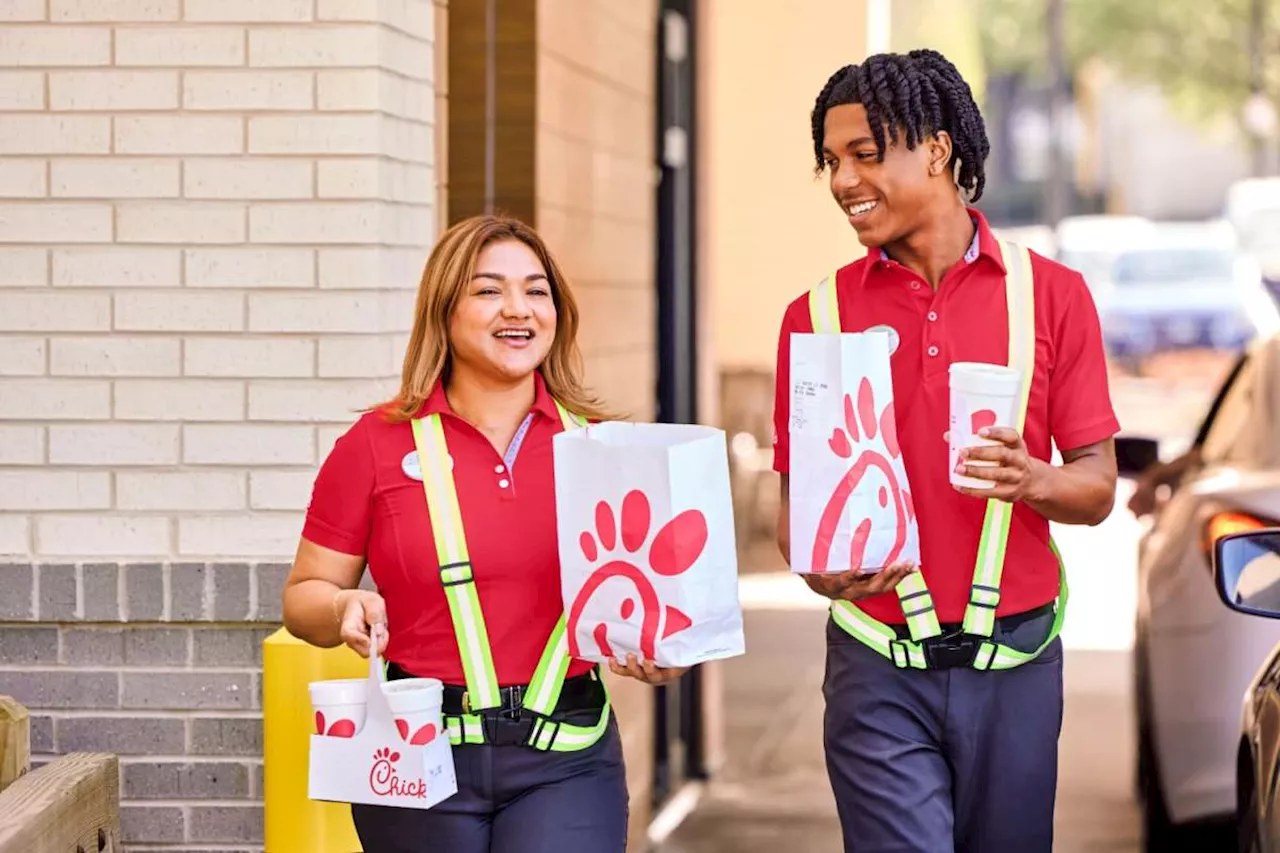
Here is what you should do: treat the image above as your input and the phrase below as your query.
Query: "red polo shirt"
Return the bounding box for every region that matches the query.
[772,208,1120,624]
[302,373,594,686]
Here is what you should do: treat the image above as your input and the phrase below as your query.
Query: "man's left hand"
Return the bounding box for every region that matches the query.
[950,426,1045,503]
[608,653,689,686]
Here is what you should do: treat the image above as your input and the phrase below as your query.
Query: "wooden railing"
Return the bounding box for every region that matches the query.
[0,696,120,853]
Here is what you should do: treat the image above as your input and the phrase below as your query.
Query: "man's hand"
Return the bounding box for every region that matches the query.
[950,426,1046,504]
[802,560,917,602]
[608,653,689,686]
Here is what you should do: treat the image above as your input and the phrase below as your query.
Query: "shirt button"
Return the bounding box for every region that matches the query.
[498,478,510,489]
[910,281,921,290]
[927,345,939,357]
[927,311,938,321]
[494,464,505,474]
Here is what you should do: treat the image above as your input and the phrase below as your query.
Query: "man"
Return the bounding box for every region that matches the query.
[772,50,1119,852]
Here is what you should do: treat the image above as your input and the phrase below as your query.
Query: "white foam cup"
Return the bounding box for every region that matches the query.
[948,362,1022,490]
[382,678,445,746]
[309,677,367,738]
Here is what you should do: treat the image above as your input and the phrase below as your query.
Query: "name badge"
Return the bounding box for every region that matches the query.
[401,451,423,481]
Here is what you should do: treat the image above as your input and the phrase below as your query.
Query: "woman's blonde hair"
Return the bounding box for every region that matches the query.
[379,214,617,423]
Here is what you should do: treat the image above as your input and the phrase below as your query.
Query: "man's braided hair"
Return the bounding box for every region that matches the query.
[811,50,990,202]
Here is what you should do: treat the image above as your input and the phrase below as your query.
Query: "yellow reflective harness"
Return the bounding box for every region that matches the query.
[409,402,613,749]
[806,238,1068,670]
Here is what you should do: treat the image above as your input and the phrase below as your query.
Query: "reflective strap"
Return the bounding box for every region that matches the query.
[445,714,486,746]
[524,617,571,716]
[411,415,502,711]
[962,239,1036,639]
[829,601,927,669]
[807,272,840,334]
[974,539,1069,671]
[554,400,588,430]
[528,696,613,753]
[895,571,941,641]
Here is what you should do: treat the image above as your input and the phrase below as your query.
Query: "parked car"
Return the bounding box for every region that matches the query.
[1054,213,1155,295]
[1212,527,1280,852]
[1225,177,1280,303]
[1099,221,1280,362]
[1120,330,1280,851]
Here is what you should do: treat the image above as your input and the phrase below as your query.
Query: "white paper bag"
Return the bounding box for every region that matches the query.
[307,642,457,810]
[553,422,746,669]
[788,330,921,574]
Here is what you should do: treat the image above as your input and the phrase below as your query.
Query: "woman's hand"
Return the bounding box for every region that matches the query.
[608,653,689,686]
[803,561,917,601]
[335,589,389,658]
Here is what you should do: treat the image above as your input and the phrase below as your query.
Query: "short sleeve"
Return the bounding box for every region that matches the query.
[1047,271,1122,451]
[772,299,809,474]
[302,418,375,556]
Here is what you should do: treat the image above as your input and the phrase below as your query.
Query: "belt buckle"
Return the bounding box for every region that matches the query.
[500,685,524,722]
[924,631,979,669]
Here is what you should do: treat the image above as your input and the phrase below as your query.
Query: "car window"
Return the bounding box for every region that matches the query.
[1200,354,1259,466]
[1111,248,1236,285]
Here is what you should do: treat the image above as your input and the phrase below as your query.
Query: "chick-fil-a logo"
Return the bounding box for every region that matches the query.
[369,747,427,798]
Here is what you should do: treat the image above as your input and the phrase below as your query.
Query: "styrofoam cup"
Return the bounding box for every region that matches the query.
[948,362,1022,490]
[309,678,367,738]
[382,678,445,746]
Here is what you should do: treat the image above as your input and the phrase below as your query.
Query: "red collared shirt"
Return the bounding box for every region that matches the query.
[302,374,594,685]
[772,208,1120,624]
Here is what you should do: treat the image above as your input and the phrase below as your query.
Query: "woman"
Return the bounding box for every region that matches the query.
[282,214,686,852]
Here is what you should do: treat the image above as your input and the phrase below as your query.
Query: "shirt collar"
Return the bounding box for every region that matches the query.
[863,206,1007,285]
[418,371,562,422]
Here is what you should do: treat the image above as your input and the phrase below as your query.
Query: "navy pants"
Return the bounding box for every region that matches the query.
[351,712,628,853]
[823,609,1064,853]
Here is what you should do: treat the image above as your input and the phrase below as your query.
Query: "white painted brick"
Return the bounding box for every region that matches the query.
[186,0,313,21]
[249,26,377,67]
[250,202,381,244]
[118,471,247,511]
[116,27,245,66]
[0,116,109,154]
[0,379,110,419]
[249,292,382,333]
[0,249,46,286]
[249,470,316,510]
[184,159,313,200]
[379,289,415,334]
[50,71,179,111]
[184,71,314,111]
[36,516,170,558]
[0,515,29,556]
[317,424,349,460]
[0,293,110,331]
[0,338,45,376]
[53,248,180,287]
[114,379,244,421]
[316,159,376,198]
[0,26,110,65]
[184,424,314,465]
[186,248,314,288]
[184,338,315,378]
[318,248,423,290]
[117,202,246,244]
[0,427,44,465]
[115,116,242,155]
[0,1,45,21]
[0,472,111,510]
[318,0,433,41]
[50,424,179,465]
[114,291,244,332]
[50,337,180,377]
[179,514,301,558]
[381,115,433,164]
[0,203,111,244]
[52,159,179,199]
[0,72,45,110]
[0,161,46,197]
[248,116,379,155]
[52,0,179,21]
[317,336,397,377]
[248,379,379,421]
[316,69,377,111]
[383,204,434,248]
[378,26,431,82]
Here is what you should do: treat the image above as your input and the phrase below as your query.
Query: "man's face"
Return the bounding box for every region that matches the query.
[821,103,948,248]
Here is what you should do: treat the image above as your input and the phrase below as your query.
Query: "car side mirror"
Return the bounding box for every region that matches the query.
[1115,435,1160,478]
[1214,529,1280,619]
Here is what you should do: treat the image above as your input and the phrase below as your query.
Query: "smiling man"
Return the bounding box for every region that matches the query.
[771,50,1120,853]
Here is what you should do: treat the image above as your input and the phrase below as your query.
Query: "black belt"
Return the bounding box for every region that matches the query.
[889,602,1055,670]
[385,662,606,719]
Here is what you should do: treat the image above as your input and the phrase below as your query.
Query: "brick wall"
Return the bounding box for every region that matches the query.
[0,1,438,849]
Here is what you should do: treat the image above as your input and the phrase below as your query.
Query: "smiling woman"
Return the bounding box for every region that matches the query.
[279,214,677,852]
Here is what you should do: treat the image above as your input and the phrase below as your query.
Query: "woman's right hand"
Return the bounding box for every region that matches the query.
[335,589,389,658]
[802,561,917,601]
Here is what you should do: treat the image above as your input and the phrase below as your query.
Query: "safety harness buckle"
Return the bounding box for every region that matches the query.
[922,632,980,670]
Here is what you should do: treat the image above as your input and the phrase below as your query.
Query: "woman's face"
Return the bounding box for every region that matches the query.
[448,238,557,386]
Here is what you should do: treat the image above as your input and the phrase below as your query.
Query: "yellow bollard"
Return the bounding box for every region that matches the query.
[262,627,367,853]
